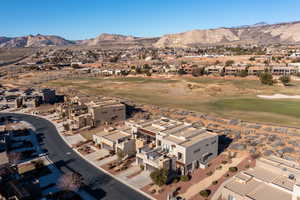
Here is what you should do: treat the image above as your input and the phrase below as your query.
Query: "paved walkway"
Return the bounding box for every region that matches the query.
[117,165,141,179]
[85,149,117,166]
[127,171,152,189]
[181,154,247,200]
[65,134,86,146]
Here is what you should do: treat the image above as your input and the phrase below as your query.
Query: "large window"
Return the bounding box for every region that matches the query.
[157,140,161,146]
[178,152,183,160]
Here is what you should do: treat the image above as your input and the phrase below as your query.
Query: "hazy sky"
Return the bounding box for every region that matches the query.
[1,0,300,40]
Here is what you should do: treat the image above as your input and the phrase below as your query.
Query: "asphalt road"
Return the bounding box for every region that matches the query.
[1,113,149,200]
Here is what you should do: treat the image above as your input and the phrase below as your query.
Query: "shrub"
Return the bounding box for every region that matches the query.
[237,70,248,77]
[116,150,125,161]
[225,60,234,66]
[249,57,255,61]
[206,171,214,176]
[180,175,190,182]
[229,167,238,172]
[172,177,179,184]
[279,75,291,85]
[216,165,222,170]
[221,160,228,165]
[145,71,152,76]
[140,165,144,170]
[259,72,273,85]
[212,180,218,185]
[199,189,211,197]
[178,69,187,75]
[150,169,168,186]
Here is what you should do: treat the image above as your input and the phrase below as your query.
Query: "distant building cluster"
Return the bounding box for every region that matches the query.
[0,87,63,110]
[57,96,126,131]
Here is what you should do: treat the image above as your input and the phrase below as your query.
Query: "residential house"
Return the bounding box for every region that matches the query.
[86,100,126,126]
[204,65,224,74]
[248,66,267,76]
[220,156,300,200]
[271,65,297,75]
[93,127,136,157]
[128,118,218,175]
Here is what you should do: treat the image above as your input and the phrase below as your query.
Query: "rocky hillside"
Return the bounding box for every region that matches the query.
[154,21,300,47]
[0,34,75,48]
[80,33,137,46]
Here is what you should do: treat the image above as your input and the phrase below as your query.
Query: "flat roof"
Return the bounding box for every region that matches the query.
[244,167,278,182]
[180,132,216,147]
[271,176,295,191]
[103,131,129,142]
[246,182,291,200]
[225,178,261,196]
[86,100,124,108]
[95,129,130,142]
[225,174,291,200]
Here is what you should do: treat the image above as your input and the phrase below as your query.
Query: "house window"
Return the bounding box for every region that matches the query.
[178,152,183,160]
[157,140,161,146]
[193,148,201,154]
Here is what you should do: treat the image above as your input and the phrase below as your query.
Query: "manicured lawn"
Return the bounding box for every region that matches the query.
[212,98,300,119]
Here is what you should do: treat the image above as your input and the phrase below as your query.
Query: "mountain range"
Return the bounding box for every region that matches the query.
[2,21,300,48]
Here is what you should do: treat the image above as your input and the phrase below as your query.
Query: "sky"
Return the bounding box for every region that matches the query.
[1,0,300,40]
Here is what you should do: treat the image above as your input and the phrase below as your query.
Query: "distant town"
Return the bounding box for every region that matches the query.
[1,39,300,200]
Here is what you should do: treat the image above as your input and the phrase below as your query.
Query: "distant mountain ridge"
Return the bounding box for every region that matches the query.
[154,21,300,47]
[0,34,75,48]
[79,33,139,46]
[2,21,300,48]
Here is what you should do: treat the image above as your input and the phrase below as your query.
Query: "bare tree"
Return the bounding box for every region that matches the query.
[58,172,82,192]
[9,152,21,165]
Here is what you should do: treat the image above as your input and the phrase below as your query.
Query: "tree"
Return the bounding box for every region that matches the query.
[178,69,187,75]
[237,70,248,77]
[9,152,21,165]
[214,60,221,65]
[145,71,152,76]
[229,167,238,172]
[259,72,274,85]
[249,57,255,61]
[121,70,129,76]
[58,172,82,192]
[225,60,235,66]
[199,189,211,197]
[150,168,168,186]
[192,67,205,77]
[279,75,291,86]
[117,150,125,161]
[135,67,142,74]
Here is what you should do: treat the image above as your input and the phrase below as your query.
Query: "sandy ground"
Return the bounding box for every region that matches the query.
[257,93,300,99]
[180,153,248,200]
